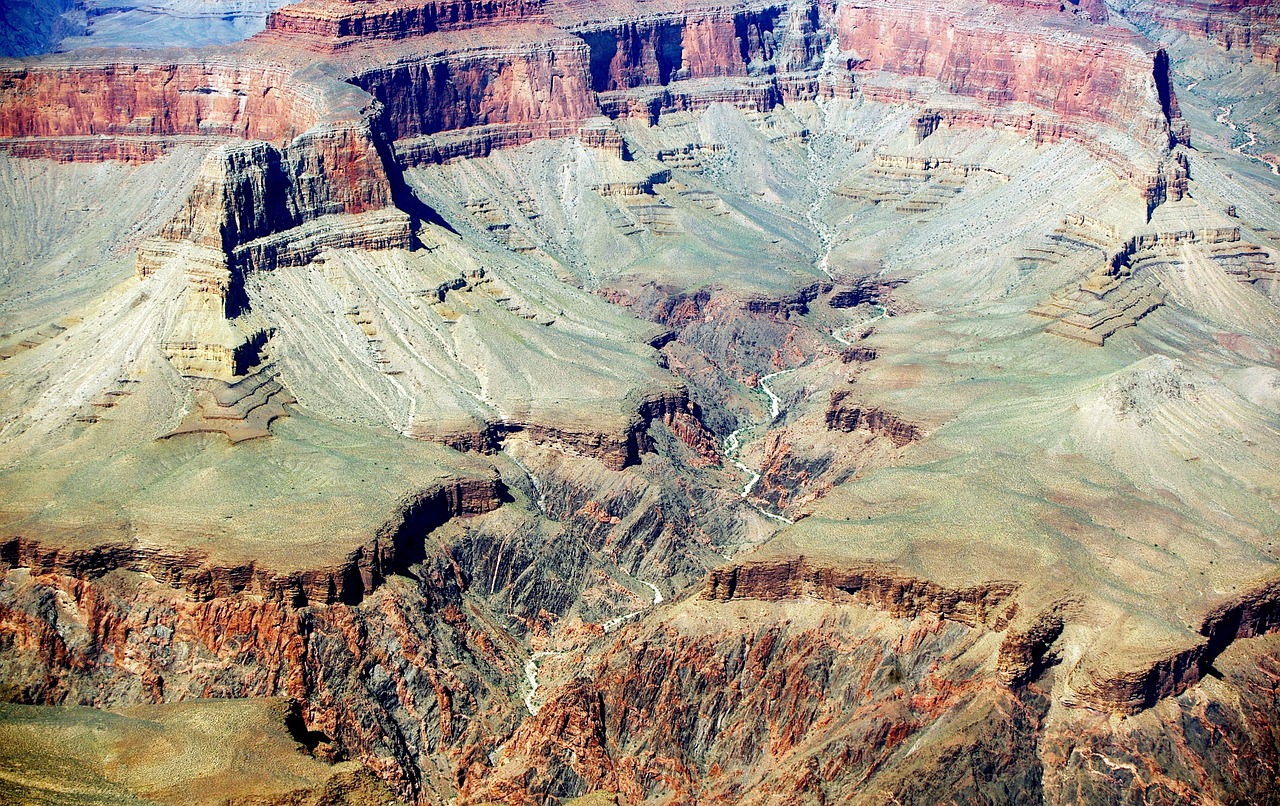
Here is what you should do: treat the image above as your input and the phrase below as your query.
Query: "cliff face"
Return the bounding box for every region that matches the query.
[0,563,510,798]
[260,0,549,51]
[824,391,921,447]
[351,38,599,144]
[835,0,1180,152]
[0,477,503,606]
[0,477,507,798]
[4,0,1273,802]
[702,557,1020,627]
[153,131,394,257]
[575,4,824,92]
[1120,0,1280,65]
[0,0,1189,200]
[0,61,318,142]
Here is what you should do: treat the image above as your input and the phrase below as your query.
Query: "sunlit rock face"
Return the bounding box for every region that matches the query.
[1,0,1279,803]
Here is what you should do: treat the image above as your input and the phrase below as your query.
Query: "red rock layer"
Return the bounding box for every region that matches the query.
[0,477,503,605]
[0,563,514,799]
[824,390,921,447]
[465,612,1018,803]
[575,4,818,92]
[988,0,1109,22]
[350,38,599,143]
[0,0,1188,209]
[260,0,548,51]
[702,556,1020,627]
[0,61,318,143]
[0,135,228,163]
[155,128,395,257]
[836,0,1178,152]
[1123,0,1280,64]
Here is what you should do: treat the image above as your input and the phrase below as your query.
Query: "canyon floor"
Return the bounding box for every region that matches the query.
[1,0,1279,804]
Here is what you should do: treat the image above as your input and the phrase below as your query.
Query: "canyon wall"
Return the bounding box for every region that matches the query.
[350,38,599,143]
[702,557,1021,627]
[0,554,508,798]
[0,0,1189,192]
[835,0,1182,152]
[1120,0,1280,65]
[260,0,549,51]
[0,60,319,142]
[151,126,396,258]
[0,477,504,605]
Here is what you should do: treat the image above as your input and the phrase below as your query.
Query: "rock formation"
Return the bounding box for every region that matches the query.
[2,0,1280,802]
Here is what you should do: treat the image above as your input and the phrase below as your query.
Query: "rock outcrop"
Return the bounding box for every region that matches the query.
[3,0,1276,802]
[702,556,1020,627]
[824,391,921,446]
[1118,0,1280,65]
[1030,225,1273,345]
[260,0,548,51]
[0,476,503,605]
[834,0,1184,151]
[996,602,1074,686]
[1,0,1192,203]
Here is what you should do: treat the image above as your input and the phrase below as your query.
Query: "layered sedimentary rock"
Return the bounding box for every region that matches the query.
[165,365,296,442]
[0,60,319,142]
[260,0,548,51]
[496,386,716,470]
[996,602,1073,686]
[1030,225,1275,345]
[137,130,403,278]
[702,556,1020,627]
[824,390,921,446]
[1073,576,1280,715]
[469,605,1038,803]
[4,0,1279,802]
[1117,0,1280,65]
[0,476,503,605]
[352,30,600,161]
[834,0,1181,151]
[0,0,1191,208]
[0,548,509,798]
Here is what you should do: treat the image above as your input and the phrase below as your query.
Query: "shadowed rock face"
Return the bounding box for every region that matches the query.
[1,0,1280,803]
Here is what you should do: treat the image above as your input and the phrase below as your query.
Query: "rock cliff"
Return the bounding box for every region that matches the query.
[0,476,503,605]
[702,557,1020,627]
[1117,0,1280,65]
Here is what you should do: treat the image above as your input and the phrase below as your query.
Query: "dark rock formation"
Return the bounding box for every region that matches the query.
[702,556,1020,627]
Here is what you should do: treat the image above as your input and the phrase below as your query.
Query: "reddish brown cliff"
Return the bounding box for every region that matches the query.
[836,0,1182,152]
[0,477,504,606]
[260,0,548,51]
[824,390,921,447]
[350,34,598,147]
[1121,0,1280,65]
[0,60,319,143]
[465,610,1034,803]
[702,556,1020,627]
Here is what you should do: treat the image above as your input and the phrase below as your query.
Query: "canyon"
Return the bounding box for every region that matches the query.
[1,0,1279,803]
